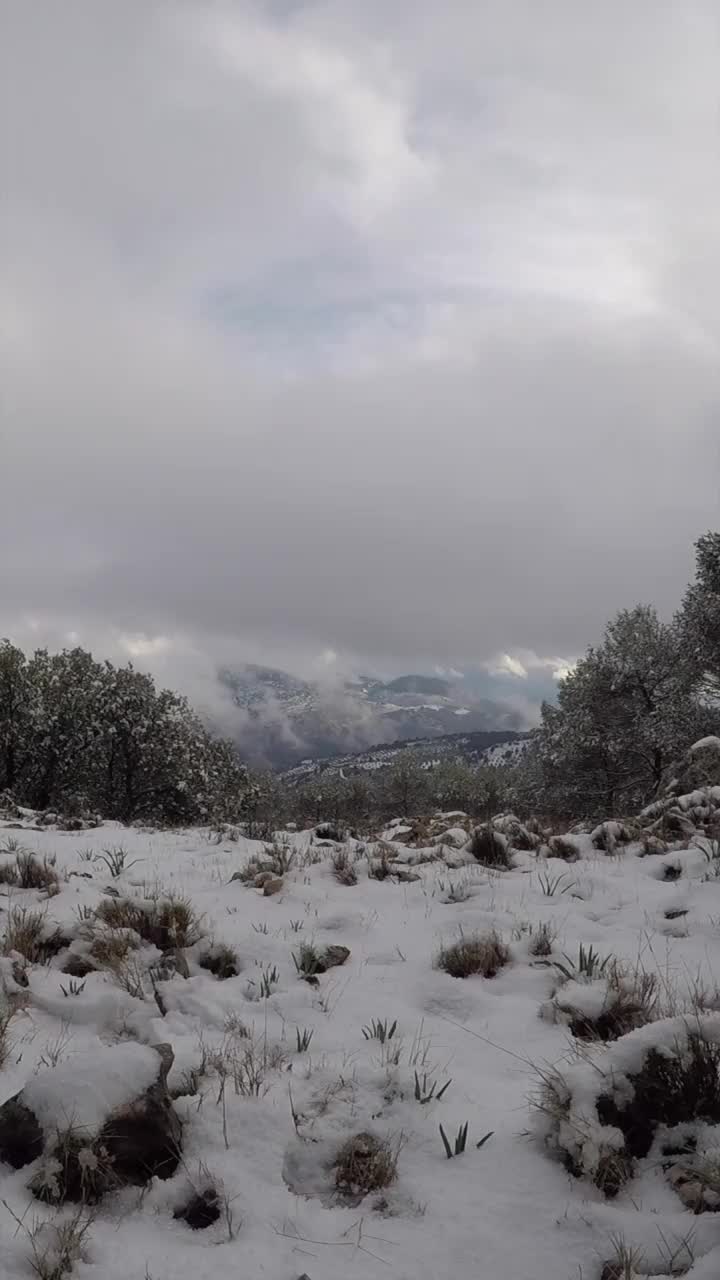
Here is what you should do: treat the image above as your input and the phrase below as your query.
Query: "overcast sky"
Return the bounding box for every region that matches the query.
[2,1,719,702]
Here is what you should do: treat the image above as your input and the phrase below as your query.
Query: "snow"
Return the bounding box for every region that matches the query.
[0,818,718,1277]
[22,1042,161,1134]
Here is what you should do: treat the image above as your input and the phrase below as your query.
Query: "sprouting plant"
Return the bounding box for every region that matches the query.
[362,1018,398,1044]
[257,964,279,999]
[77,848,96,863]
[295,1026,314,1053]
[289,919,304,933]
[537,870,572,897]
[414,1071,451,1104]
[74,904,96,923]
[552,943,611,982]
[293,942,321,979]
[60,978,86,997]
[94,845,141,878]
[252,921,269,935]
[439,1123,492,1158]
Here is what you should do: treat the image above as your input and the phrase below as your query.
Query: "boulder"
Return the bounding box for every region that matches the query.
[0,1041,181,1203]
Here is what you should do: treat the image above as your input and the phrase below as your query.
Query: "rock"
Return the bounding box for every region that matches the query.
[61,952,97,978]
[174,1187,221,1229]
[254,871,273,888]
[263,877,284,896]
[319,945,350,972]
[430,827,468,850]
[172,948,191,979]
[0,1042,182,1202]
[0,1097,44,1169]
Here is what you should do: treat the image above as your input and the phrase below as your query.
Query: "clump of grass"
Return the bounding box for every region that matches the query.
[197,943,239,980]
[94,845,141,878]
[293,941,322,979]
[362,1018,397,1044]
[547,962,659,1042]
[2,1203,94,1280]
[436,930,509,980]
[89,928,136,967]
[528,922,557,957]
[333,1132,398,1196]
[29,1129,116,1205]
[94,894,201,951]
[468,827,512,870]
[552,943,610,982]
[3,907,62,964]
[414,1071,451,1104]
[367,848,393,881]
[0,1008,15,1067]
[295,1026,314,1053]
[17,852,59,893]
[600,1237,645,1280]
[331,849,358,886]
[0,852,59,894]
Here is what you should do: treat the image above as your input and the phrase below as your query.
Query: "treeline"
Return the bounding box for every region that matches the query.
[0,644,247,824]
[241,756,510,837]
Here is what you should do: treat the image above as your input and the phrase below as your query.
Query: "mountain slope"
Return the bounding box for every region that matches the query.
[219,665,524,768]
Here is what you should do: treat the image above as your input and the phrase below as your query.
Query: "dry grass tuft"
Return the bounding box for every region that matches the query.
[333,1131,398,1197]
[16,852,60,893]
[2,907,63,963]
[94,894,201,951]
[331,849,358,886]
[436,930,509,979]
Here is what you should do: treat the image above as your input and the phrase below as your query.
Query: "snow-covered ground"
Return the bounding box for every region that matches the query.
[0,815,719,1279]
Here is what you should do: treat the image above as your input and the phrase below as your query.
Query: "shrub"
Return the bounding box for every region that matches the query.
[534,1016,720,1198]
[436,930,509,979]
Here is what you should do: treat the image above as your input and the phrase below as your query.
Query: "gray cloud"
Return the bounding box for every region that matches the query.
[2,0,719,698]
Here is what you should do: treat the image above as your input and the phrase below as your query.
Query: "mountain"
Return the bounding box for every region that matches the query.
[218,664,525,768]
[281,728,531,784]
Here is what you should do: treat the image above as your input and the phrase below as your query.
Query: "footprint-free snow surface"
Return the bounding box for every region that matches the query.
[1,817,719,1279]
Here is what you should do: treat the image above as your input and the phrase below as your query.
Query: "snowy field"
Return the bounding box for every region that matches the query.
[0,814,719,1280]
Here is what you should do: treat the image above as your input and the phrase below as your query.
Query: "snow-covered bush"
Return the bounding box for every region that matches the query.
[534,1015,720,1197]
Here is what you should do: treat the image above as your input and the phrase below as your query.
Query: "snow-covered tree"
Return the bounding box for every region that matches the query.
[0,640,32,793]
[0,643,247,823]
[531,605,716,817]
[680,531,720,691]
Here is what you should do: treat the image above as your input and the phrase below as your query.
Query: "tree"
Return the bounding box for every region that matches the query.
[681,531,720,691]
[531,605,714,817]
[0,642,247,824]
[0,640,32,792]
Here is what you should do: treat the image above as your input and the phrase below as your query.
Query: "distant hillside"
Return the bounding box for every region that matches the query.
[219,665,525,768]
[281,728,530,783]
